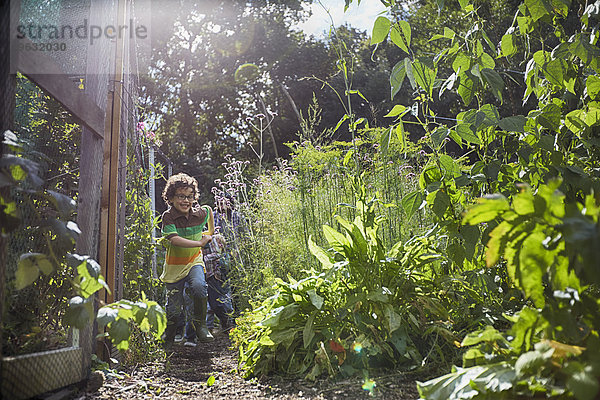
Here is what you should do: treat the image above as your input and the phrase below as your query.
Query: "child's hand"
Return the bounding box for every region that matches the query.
[199,235,212,247]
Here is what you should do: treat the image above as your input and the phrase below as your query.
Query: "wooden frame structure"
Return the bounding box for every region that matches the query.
[1,0,134,397]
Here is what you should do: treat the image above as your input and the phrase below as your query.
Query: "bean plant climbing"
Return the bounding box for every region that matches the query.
[229,0,600,398]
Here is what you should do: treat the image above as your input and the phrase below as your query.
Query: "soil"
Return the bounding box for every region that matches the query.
[66,333,422,400]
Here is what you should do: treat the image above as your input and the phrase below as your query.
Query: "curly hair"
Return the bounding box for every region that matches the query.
[162,173,199,204]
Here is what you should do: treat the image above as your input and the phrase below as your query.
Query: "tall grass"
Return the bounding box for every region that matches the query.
[219,127,430,311]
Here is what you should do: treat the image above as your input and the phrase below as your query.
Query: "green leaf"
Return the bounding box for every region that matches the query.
[417,363,515,399]
[486,221,513,267]
[47,190,76,217]
[517,16,534,35]
[519,231,552,307]
[108,318,130,351]
[565,109,587,134]
[412,58,437,97]
[439,154,461,177]
[543,59,565,87]
[379,127,393,156]
[64,296,94,329]
[431,27,455,41]
[396,122,406,151]
[499,116,527,132]
[10,165,26,181]
[147,303,166,338]
[550,0,570,18]
[259,335,275,346]
[462,224,480,260]
[457,73,476,106]
[97,307,119,329]
[481,68,504,102]
[405,58,416,89]
[307,289,324,310]
[537,103,562,131]
[461,326,506,346]
[452,53,471,74]
[384,304,402,333]
[402,190,424,221]
[525,0,552,21]
[587,75,600,100]
[585,107,600,127]
[431,127,449,148]
[566,365,600,400]
[515,350,547,377]
[432,190,450,219]
[323,225,349,254]
[439,72,457,99]
[77,259,109,298]
[501,34,518,57]
[333,114,349,133]
[371,16,391,45]
[569,36,600,70]
[384,104,407,118]
[390,59,408,99]
[455,123,481,144]
[463,194,510,225]
[206,375,216,387]
[479,53,496,69]
[513,189,537,215]
[303,312,316,348]
[458,0,471,10]
[390,21,411,54]
[367,287,390,302]
[15,253,44,289]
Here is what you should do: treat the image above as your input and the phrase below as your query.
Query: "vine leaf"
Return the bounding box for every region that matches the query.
[390,21,411,54]
[390,59,408,99]
[371,16,391,45]
[402,190,424,221]
[463,194,510,225]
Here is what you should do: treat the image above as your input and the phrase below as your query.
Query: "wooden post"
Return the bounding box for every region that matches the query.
[99,0,127,305]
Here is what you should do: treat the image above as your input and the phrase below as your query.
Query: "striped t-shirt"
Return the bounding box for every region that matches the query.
[160,205,209,283]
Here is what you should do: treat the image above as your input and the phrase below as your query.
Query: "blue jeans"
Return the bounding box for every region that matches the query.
[207,276,234,328]
[165,264,207,331]
[184,275,234,339]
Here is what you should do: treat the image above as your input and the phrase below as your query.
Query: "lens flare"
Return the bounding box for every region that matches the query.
[362,378,376,394]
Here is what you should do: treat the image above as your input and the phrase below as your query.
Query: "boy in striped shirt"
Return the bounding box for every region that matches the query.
[160,173,215,347]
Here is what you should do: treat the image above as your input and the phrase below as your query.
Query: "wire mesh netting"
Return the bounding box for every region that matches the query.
[4,73,82,357]
[1,0,148,398]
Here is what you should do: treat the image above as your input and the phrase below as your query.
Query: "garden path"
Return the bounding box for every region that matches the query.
[76,333,421,399]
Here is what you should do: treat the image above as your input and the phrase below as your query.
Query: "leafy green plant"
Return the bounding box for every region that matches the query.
[227,0,600,392]
[418,181,600,399]
[233,176,482,379]
[1,130,166,354]
[123,144,163,302]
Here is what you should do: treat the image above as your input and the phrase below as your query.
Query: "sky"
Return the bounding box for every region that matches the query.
[296,0,388,38]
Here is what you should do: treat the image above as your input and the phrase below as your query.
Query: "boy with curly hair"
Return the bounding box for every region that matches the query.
[160,173,215,347]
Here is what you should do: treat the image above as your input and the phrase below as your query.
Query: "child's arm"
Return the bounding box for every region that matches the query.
[169,234,212,248]
[204,205,215,235]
